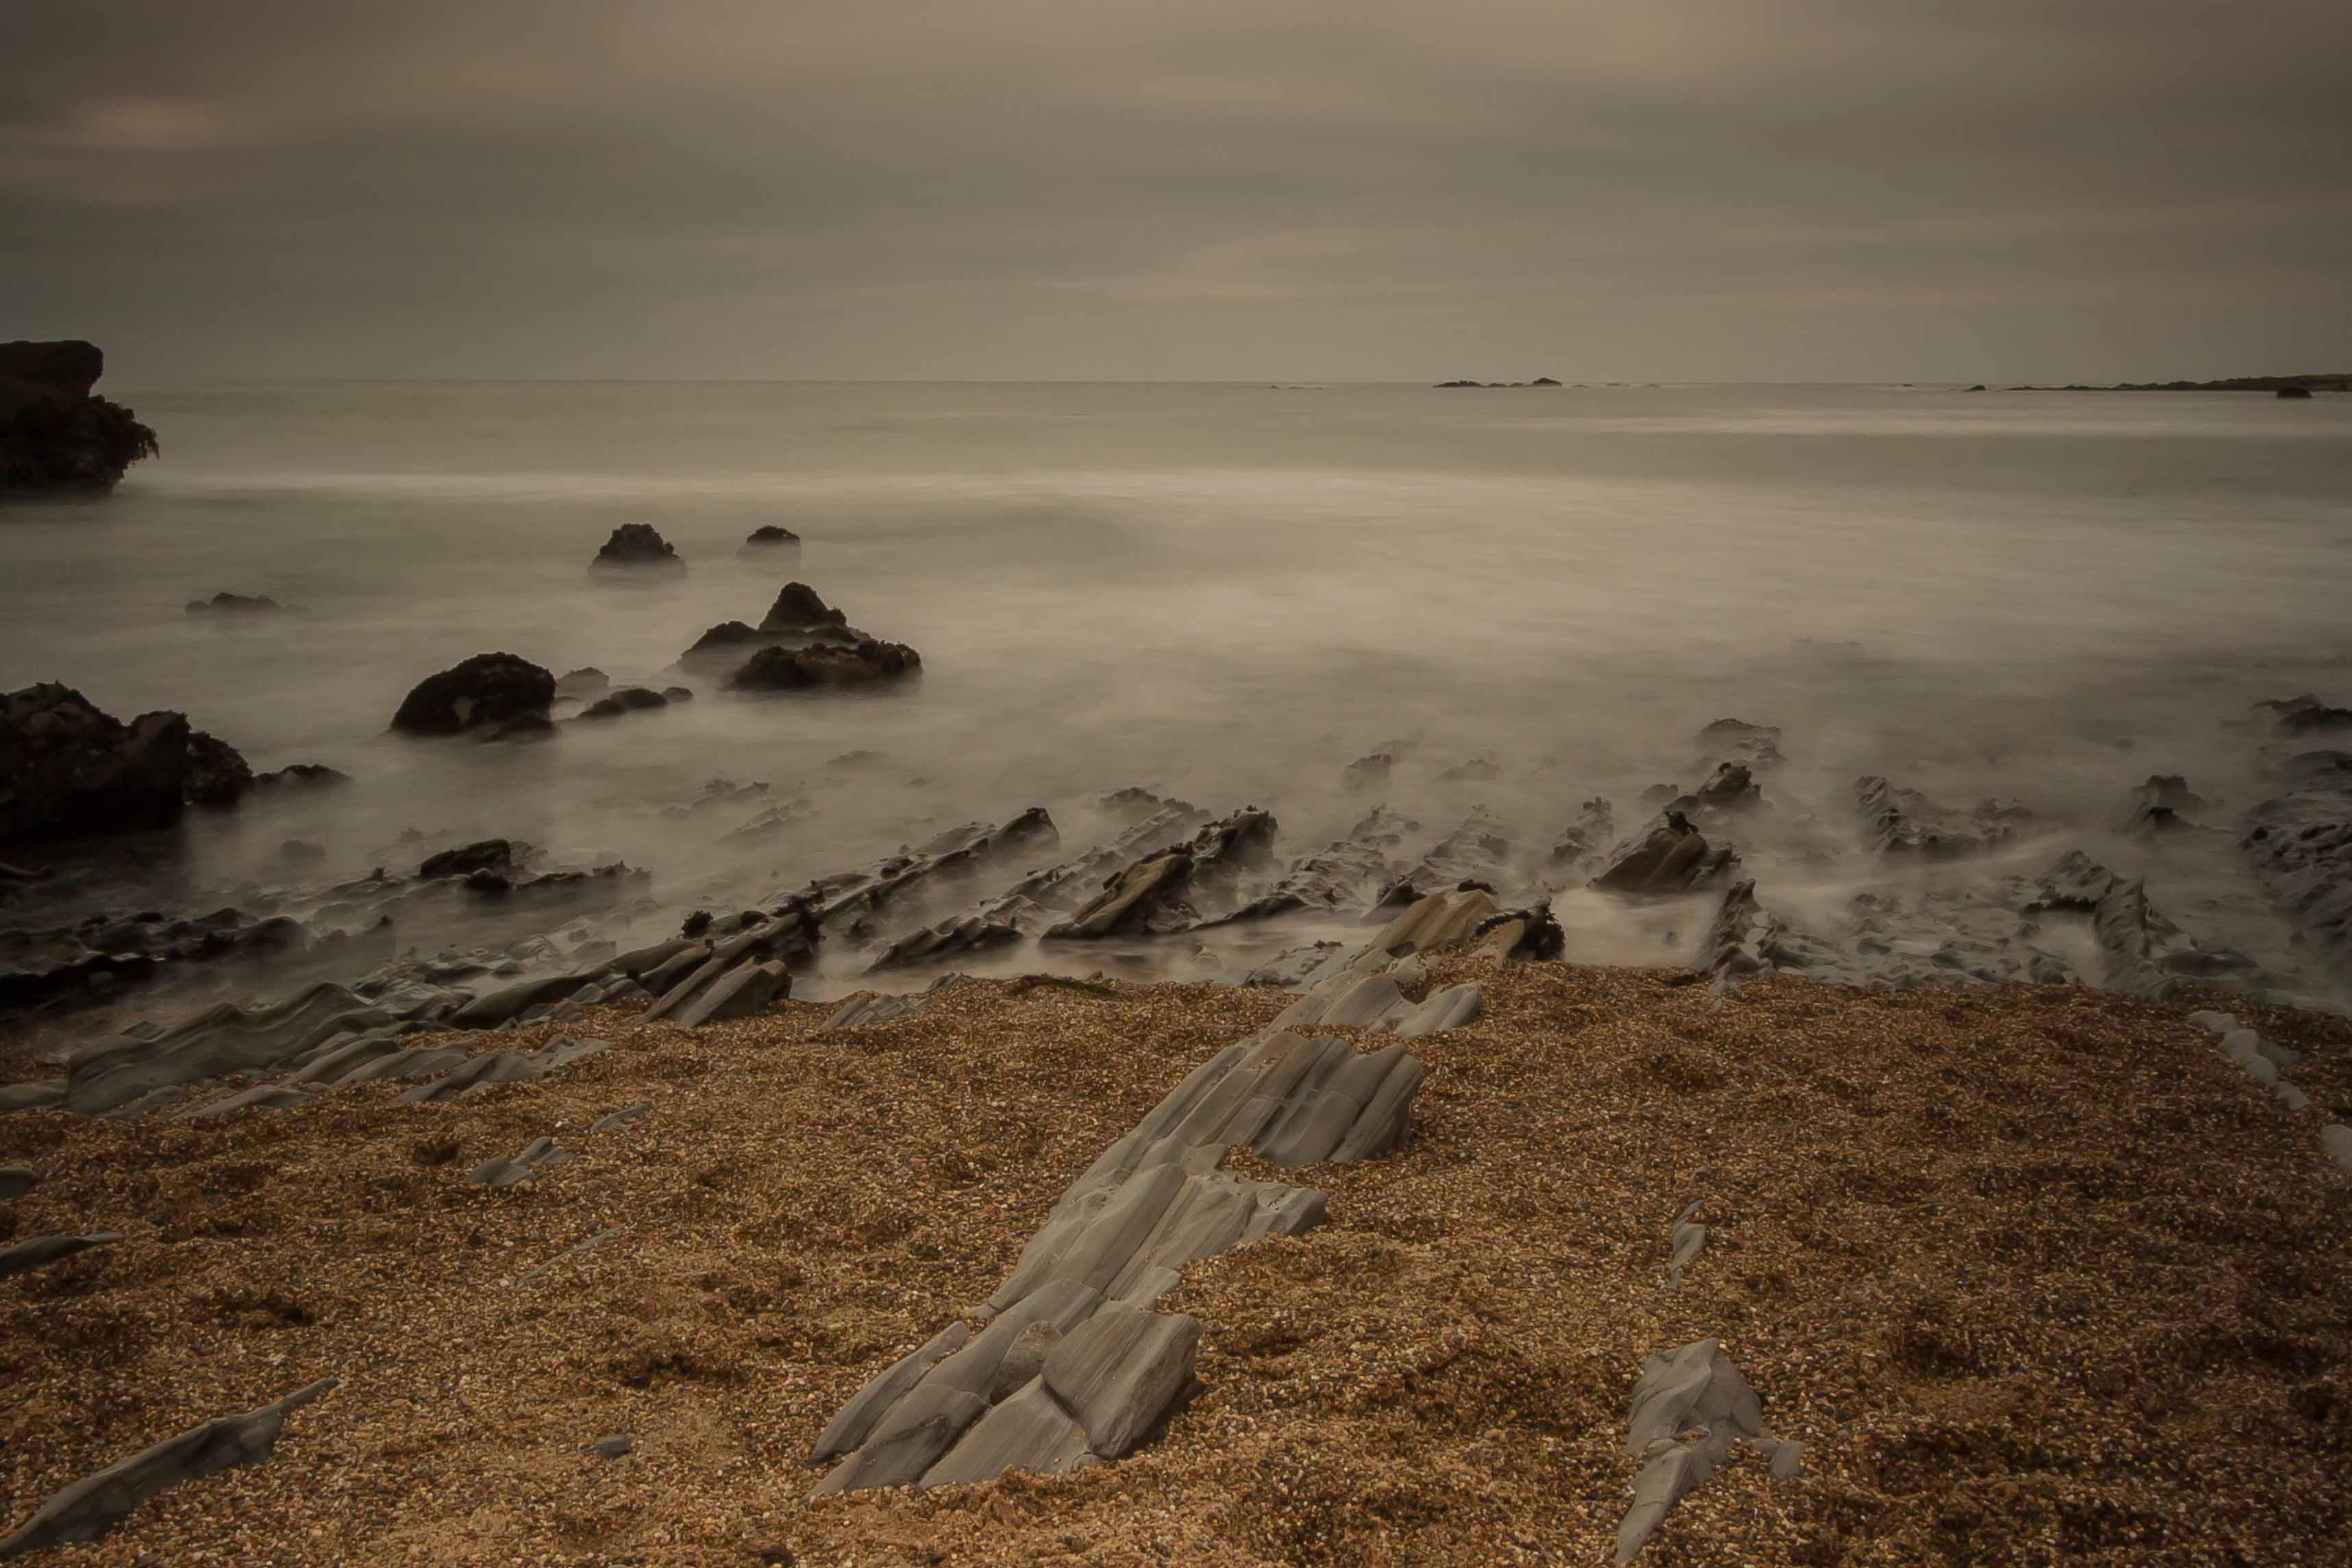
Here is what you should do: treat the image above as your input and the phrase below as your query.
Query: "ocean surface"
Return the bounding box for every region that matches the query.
[5,381,2350,1004]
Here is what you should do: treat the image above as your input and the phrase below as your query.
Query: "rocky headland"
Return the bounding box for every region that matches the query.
[0,341,157,492]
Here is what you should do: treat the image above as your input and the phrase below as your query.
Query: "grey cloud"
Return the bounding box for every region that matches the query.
[5,0,2347,380]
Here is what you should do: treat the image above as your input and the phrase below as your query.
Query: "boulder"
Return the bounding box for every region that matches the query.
[726,638,921,690]
[742,524,802,551]
[184,730,253,807]
[578,687,669,721]
[589,523,684,571]
[388,653,556,736]
[0,684,190,845]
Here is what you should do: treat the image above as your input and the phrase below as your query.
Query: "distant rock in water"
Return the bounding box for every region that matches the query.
[251,762,349,791]
[2253,693,2352,736]
[2278,386,2314,399]
[0,683,189,844]
[554,667,609,699]
[0,340,158,491]
[741,524,802,553]
[760,582,854,636]
[726,639,921,691]
[186,593,282,614]
[1433,377,1561,388]
[578,686,671,721]
[590,523,684,571]
[389,652,556,737]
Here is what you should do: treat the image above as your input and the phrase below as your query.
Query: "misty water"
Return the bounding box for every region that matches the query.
[6,381,2350,1017]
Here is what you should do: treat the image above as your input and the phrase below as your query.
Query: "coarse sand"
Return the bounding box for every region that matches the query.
[2,960,2349,1565]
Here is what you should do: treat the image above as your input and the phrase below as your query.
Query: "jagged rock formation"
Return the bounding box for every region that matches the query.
[0,1378,336,1558]
[2120,773,2218,836]
[0,340,157,491]
[809,1028,1426,1494]
[2240,750,2352,969]
[0,684,189,845]
[1694,718,1783,771]
[1378,808,1512,906]
[2027,851,2264,1000]
[1616,1340,1799,1561]
[1855,775,2031,858]
[1593,811,1737,895]
[388,653,556,738]
[2253,696,2352,736]
[0,1232,121,1281]
[1045,810,1278,939]
[590,523,684,571]
[1704,879,2075,992]
[1548,797,1616,869]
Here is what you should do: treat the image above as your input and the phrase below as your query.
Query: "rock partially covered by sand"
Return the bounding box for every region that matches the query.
[589,523,684,571]
[0,683,190,845]
[388,652,556,737]
[726,640,921,691]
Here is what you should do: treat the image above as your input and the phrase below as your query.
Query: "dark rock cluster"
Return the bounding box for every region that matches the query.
[0,340,157,491]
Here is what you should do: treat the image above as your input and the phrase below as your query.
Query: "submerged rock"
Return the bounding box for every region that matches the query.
[726,638,921,690]
[388,653,556,737]
[0,684,189,845]
[578,686,670,721]
[590,523,684,571]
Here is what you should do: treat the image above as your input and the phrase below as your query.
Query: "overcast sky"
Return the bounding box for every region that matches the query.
[5,1,2347,382]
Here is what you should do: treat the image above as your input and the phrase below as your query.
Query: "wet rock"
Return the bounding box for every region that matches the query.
[682,621,765,660]
[1377,808,1513,908]
[0,1378,336,1558]
[420,840,520,880]
[554,668,610,699]
[1194,837,1391,928]
[388,653,556,738]
[741,525,801,552]
[2254,695,2352,736]
[1690,762,1759,812]
[66,984,391,1115]
[578,686,669,721]
[2120,774,2218,836]
[1855,775,2031,858]
[759,582,854,636]
[180,731,253,807]
[1440,753,1501,782]
[2240,750,2352,969]
[184,593,281,614]
[1548,798,1616,869]
[251,763,350,792]
[1694,718,1783,771]
[1045,809,1278,939]
[1703,881,1851,984]
[727,638,921,690]
[0,1081,66,1112]
[590,523,684,571]
[1469,904,1565,962]
[0,684,190,845]
[1594,811,1737,895]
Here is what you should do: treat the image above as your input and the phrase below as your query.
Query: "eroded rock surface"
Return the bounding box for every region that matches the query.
[1855,775,2030,859]
[2240,750,2352,969]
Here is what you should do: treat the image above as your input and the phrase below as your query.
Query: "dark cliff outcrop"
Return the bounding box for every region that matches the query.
[0,340,158,491]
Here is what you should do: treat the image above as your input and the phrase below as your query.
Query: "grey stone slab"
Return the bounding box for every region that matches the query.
[66,984,390,1114]
[466,1136,571,1187]
[809,1323,972,1464]
[1394,982,1483,1038]
[1616,1339,1796,1562]
[449,973,595,1030]
[166,1083,311,1121]
[0,1082,64,1114]
[1041,1304,1200,1458]
[674,960,786,1026]
[589,1104,652,1134]
[918,1380,1096,1489]
[809,1384,987,1494]
[819,991,930,1032]
[0,1378,336,1558]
